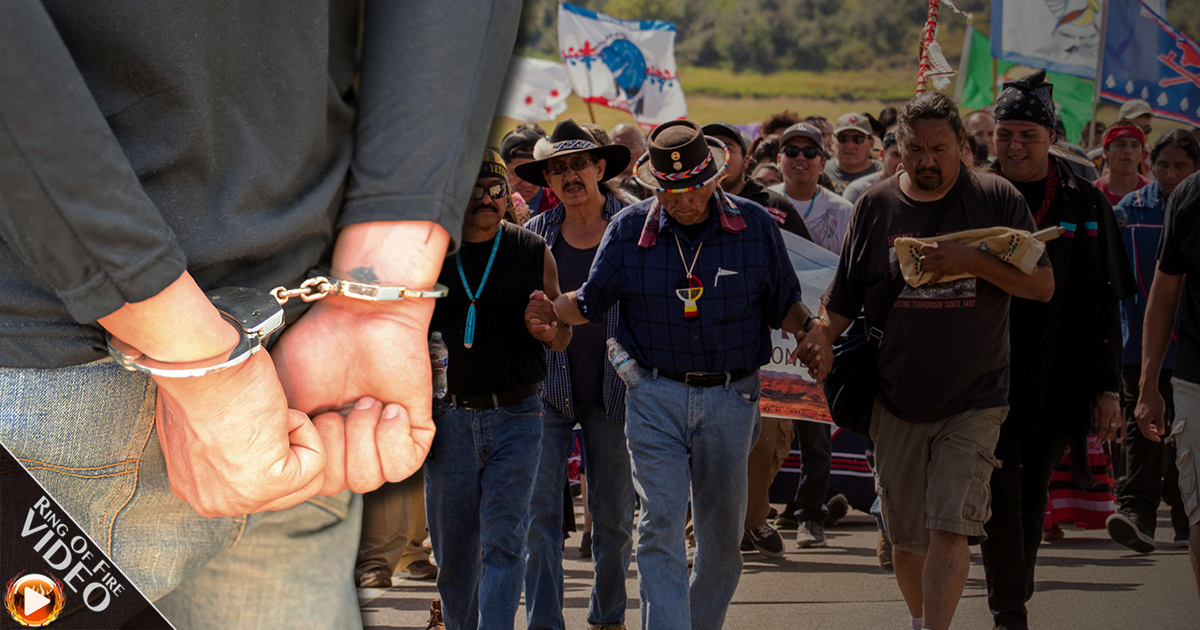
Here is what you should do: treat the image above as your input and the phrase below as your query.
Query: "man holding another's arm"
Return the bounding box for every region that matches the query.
[550,120,824,630]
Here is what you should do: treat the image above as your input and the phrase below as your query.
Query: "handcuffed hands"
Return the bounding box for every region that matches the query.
[153,350,326,518]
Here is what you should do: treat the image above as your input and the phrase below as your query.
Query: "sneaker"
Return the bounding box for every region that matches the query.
[876,532,893,572]
[796,521,826,548]
[1174,529,1190,549]
[824,494,850,528]
[579,531,593,559]
[686,543,696,568]
[406,559,438,580]
[746,522,786,558]
[426,599,445,630]
[767,506,779,520]
[1043,523,1065,541]
[774,511,799,530]
[740,530,756,552]
[357,567,393,589]
[1106,511,1156,553]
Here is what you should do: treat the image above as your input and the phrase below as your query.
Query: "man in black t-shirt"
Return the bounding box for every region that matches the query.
[423,151,571,630]
[1136,170,1200,601]
[819,92,1053,630]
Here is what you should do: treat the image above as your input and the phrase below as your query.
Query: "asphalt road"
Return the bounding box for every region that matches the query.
[358,505,1198,629]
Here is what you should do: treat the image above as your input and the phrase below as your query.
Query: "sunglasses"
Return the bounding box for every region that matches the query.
[470,182,508,201]
[781,145,823,160]
[544,156,594,176]
[836,133,869,145]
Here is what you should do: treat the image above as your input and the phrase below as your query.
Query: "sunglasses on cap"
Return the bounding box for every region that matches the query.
[544,156,594,176]
[836,133,869,144]
[781,145,823,160]
[470,182,509,201]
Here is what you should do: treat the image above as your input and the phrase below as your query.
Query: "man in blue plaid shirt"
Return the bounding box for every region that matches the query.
[552,120,827,630]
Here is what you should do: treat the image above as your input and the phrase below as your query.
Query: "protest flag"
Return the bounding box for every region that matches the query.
[495,56,572,122]
[960,27,1095,143]
[991,0,1106,79]
[557,2,686,127]
[1099,0,1200,127]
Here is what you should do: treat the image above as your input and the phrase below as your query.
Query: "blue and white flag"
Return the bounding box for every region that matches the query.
[496,56,572,122]
[1100,0,1200,126]
[991,0,1108,78]
[557,2,686,127]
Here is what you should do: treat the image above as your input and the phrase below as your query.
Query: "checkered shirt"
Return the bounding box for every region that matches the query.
[577,192,803,373]
[525,193,629,422]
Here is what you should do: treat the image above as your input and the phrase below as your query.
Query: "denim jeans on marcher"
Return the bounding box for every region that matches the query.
[525,405,635,629]
[623,367,760,630]
[425,394,543,630]
[0,359,363,630]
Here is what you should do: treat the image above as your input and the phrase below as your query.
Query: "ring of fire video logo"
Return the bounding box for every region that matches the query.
[5,573,65,627]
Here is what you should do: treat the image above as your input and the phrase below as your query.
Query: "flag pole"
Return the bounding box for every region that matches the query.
[1089,0,1111,136]
[955,21,973,103]
[586,100,597,124]
[916,0,941,94]
[992,57,998,104]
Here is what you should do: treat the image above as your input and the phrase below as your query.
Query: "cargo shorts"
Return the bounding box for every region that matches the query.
[870,401,1007,555]
[1171,377,1200,528]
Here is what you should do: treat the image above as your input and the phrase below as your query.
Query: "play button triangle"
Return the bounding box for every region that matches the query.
[23,585,50,616]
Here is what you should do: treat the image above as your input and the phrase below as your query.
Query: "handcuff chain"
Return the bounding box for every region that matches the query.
[270,276,332,305]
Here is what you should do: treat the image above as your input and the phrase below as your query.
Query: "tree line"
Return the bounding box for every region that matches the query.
[516,0,1199,76]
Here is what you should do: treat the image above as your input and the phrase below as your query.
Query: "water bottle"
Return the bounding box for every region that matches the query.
[606,338,645,388]
[429,332,449,399]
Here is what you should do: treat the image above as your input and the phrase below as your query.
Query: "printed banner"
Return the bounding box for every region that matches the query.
[991,0,1106,79]
[496,56,572,122]
[557,2,686,127]
[1099,0,1200,127]
[959,28,1096,146]
[760,232,839,423]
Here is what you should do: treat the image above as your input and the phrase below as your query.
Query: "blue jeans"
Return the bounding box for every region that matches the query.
[525,405,635,629]
[624,367,761,630]
[0,359,363,630]
[424,394,543,630]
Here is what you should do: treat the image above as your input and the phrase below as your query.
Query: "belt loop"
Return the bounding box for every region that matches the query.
[724,371,732,390]
[491,393,499,409]
[651,367,659,380]
[450,394,458,409]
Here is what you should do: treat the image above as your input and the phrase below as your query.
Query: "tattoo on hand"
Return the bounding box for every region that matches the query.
[348,267,379,283]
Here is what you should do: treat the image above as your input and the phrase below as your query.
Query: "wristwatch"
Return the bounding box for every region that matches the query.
[107,286,285,378]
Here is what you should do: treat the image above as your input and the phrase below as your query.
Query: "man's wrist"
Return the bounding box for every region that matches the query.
[803,315,828,333]
[98,272,240,364]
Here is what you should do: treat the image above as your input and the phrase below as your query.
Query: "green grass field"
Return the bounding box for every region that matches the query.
[487,65,1151,147]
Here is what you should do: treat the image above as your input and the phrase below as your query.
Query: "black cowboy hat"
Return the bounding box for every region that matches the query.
[512,119,631,189]
[634,120,728,193]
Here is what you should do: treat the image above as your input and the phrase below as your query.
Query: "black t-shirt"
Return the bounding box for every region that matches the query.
[0,4,514,368]
[824,169,1044,422]
[431,222,547,396]
[552,236,605,408]
[1158,171,1200,385]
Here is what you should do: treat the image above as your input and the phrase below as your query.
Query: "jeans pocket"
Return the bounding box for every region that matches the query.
[500,396,544,419]
[964,449,1001,525]
[730,374,761,406]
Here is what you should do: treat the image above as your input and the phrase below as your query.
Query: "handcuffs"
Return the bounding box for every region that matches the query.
[107,277,448,378]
